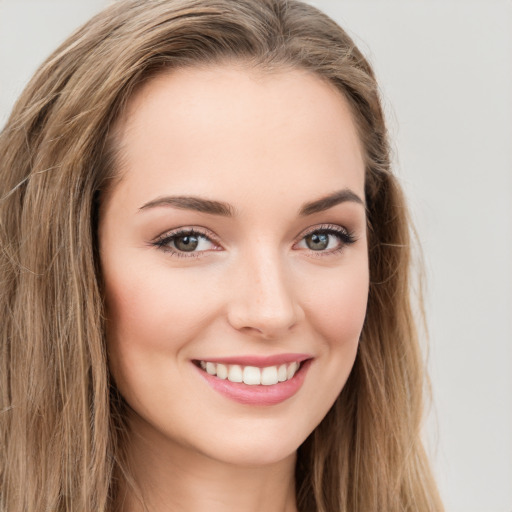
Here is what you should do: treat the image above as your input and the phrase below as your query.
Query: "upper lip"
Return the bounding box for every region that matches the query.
[194,353,312,367]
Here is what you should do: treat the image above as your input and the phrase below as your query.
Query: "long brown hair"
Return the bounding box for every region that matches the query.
[0,1,443,510]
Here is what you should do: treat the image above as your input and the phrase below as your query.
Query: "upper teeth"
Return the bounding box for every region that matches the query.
[199,361,300,386]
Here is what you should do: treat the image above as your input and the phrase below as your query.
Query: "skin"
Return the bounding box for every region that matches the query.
[99,64,369,512]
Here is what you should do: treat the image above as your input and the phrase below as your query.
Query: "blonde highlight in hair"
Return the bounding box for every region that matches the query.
[0,1,443,510]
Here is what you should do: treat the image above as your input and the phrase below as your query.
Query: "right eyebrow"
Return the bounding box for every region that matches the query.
[138,195,235,217]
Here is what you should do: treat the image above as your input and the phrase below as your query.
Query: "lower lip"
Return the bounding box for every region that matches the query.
[195,359,312,406]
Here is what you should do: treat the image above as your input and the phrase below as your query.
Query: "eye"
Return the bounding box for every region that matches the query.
[152,228,220,257]
[295,225,356,254]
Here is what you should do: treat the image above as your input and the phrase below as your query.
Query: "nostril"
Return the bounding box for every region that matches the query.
[227,302,304,338]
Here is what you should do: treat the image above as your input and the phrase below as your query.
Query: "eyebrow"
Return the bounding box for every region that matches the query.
[299,189,365,216]
[138,188,364,217]
[139,196,235,216]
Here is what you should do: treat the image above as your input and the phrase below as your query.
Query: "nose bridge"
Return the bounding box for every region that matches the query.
[227,243,302,337]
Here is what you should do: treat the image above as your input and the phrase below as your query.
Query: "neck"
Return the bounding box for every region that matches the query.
[116,414,298,512]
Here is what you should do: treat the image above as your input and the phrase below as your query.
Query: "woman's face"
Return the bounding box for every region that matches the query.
[99,65,369,466]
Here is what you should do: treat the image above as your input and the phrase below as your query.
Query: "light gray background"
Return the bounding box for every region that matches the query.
[1,1,511,511]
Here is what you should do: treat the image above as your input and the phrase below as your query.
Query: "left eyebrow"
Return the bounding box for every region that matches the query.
[138,196,235,216]
[299,189,365,216]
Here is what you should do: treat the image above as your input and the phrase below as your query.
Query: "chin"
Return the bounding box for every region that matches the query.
[189,416,318,468]
[203,437,300,468]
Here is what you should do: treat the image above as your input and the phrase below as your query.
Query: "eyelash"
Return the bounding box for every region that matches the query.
[152,227,220,259]
[299,224,357,257]
[152,224,357,259]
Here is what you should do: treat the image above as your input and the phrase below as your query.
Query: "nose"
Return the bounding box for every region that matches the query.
[226,249,304,339]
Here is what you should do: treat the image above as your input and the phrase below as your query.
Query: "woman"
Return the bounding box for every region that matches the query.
[0,0,444,511]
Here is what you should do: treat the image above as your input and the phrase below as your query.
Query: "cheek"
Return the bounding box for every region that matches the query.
[103,264,213,384]
[103,267,216,423]
[105,263,210,341]
[303,260,369,347]
[293,259,369,433]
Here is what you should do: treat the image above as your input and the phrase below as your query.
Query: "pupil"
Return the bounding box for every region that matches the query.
[175,235,199,252]
[307,233,328,251]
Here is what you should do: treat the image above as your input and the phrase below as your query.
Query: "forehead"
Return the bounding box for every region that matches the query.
[110,64,365,212]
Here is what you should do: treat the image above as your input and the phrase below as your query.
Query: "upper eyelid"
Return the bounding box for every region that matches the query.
[154,223,349,243]
[295,223,352,243]
[299,223,349,235]
[154,226,219,243]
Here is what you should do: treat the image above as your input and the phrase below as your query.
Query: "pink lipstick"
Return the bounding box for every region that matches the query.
[193,354,312,405]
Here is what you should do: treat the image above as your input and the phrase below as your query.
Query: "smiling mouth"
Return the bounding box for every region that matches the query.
[194,360,303,386]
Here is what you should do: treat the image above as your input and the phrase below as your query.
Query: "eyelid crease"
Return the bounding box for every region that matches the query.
[152,225,218,244]
[299,222,351,237]
[297,223,357,243]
